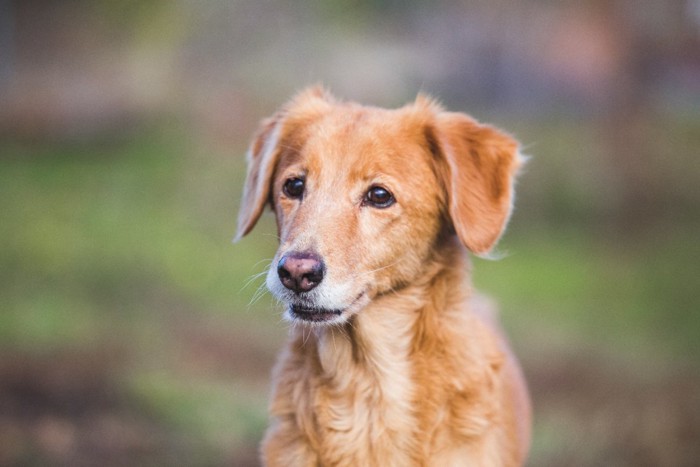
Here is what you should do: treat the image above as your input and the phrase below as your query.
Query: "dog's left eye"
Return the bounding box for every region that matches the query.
[283,178,305,199]
[364,186,395,208]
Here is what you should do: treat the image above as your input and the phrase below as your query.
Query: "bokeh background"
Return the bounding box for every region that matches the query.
[1,1,699,465]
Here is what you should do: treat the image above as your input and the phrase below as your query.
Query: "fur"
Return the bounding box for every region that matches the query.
[236,87,531,466]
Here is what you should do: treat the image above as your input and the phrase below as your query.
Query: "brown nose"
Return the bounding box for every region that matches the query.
[277,252,325,293]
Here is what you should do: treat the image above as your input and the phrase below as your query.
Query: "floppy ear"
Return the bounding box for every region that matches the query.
[234,115,283,241]
[431,112,522,255]
[234,86,334,241]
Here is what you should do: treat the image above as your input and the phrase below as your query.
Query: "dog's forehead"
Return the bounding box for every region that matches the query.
[294,105,433,180]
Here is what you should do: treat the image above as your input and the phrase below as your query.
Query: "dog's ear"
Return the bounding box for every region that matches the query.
[429,112,522,255]
[234,86,333,241]
[234,114,283,241]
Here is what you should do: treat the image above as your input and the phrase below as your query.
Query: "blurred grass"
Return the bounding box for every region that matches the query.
[1,123,699,465]
[475,222,700,360]
[0,129,277,347]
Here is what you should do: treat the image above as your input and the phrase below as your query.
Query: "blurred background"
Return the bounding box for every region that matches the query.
[1,0,699,465]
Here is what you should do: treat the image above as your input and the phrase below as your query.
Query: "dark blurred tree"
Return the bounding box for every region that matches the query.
[0,0,187,141]
[599,0,700,227]
[0,0,16,94]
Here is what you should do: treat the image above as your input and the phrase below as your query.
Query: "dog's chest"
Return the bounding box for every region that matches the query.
[294,331,494,465]
[306,326,419,465]
[268,310,508,465]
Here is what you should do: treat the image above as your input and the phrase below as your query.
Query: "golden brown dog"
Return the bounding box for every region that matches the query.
[236,87,531,466]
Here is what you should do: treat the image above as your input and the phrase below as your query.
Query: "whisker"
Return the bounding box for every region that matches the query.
[347,256,406,280]
[248,282,269,307]
[242,269,268,291]
[240,258,273,296]
[334,320,351,344]
[252,257,274,269]
[241,257,275,312]
[302,324,311,346]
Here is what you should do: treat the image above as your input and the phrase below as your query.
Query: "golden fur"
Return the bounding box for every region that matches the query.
[236,87,531,466]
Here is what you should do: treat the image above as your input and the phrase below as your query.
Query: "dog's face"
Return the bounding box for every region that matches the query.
[236,88,521,325]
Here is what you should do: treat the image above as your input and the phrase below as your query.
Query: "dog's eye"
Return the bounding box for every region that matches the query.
[283,178,305,199]
[364,186,395,208]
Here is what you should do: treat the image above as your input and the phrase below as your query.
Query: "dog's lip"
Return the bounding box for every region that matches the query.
[288,292,366,323]
[290,305,343,322]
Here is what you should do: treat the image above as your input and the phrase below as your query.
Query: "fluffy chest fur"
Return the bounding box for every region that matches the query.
[262,258,517,467]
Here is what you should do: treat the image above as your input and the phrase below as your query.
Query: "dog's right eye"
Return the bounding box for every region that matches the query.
[283,178,305,199]
[364,185,395,208]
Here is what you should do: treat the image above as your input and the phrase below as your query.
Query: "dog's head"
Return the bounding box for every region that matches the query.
[236,87,522,325]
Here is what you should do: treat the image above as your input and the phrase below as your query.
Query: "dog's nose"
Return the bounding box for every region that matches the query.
[277,252,325,293]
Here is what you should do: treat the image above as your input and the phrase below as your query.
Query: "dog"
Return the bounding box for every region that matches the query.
[236,87,531,466]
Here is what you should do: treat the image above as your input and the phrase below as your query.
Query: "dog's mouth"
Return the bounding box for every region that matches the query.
[289,305,344,323]
[286,292,367,324]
